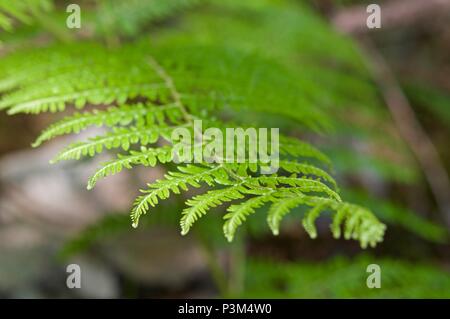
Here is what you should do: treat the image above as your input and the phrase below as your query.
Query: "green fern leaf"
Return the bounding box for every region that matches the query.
[0,37,386,247]
[223,192,274,242]
[33,103,181,147]
[256,175,341,202]
[180,184,247,235]
[131,164,227,227]
[279,160,338,190]
[279,137,331,166]
[302,202,328,239]
[87,146,174,190]
[50,125,180,163]
[267,193,307,235]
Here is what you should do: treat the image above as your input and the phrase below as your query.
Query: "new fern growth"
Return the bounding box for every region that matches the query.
[0,41,386,248]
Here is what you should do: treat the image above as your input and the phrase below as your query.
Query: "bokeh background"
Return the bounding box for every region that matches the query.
[0,0,449,298]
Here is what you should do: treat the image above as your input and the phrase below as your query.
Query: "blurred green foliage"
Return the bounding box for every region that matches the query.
[242,256,450,298]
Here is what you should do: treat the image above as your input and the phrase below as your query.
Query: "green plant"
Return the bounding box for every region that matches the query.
[0,0,52,32]
[4,0,446,249]
[7,0,447,251]
[0,39,385,247]
[242,256,450,298]
[94,0,202,38]
[2,0,450,302]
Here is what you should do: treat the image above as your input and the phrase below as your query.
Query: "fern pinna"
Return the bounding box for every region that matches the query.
[0,41,385,248]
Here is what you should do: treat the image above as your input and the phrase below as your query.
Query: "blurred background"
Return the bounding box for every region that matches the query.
[0,0,449,298]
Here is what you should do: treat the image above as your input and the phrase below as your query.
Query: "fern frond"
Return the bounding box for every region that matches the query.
[180,184,247,235]
[279,137,331,166]
[265,192,385,248]
[267,194,307,235]
[131,164,228,227]
[0,45,99,91]
[304,198,386,248]
[302,202,328,239]
[0,38,386,247]
[0,45,171,114]
[87,146,174,190]
[279,160,338,190]
[4,83,167,115]
[33,103,181,147]
[51,125,181,163]
[255,175,341,202]
[223,191,275,242]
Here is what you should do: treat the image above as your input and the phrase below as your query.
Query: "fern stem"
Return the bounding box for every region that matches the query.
[147,56,192,122]
[227,234,246,297]
[196,235,229,297]
[147,56,247,188]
